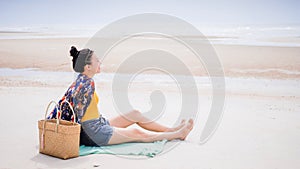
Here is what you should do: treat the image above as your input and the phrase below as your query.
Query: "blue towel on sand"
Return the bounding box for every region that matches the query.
[79,139,167,158]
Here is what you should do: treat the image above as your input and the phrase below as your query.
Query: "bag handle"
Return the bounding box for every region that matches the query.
[59,99,77,124]
[44,100,59,119]
[44,100,60,129]
[41,100,59,150]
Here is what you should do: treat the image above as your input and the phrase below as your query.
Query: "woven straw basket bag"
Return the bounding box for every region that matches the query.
[38,100,81,159]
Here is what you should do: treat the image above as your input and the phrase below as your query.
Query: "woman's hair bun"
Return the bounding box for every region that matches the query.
[70,46,79,58]
[70,46,80,69]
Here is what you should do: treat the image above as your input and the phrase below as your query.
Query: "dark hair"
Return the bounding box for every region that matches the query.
[70,46,93,73]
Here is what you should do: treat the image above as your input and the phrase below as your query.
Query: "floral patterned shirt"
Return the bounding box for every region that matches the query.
[48,74,95,123]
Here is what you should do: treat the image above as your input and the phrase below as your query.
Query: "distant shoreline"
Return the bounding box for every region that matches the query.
[0,35,299,79]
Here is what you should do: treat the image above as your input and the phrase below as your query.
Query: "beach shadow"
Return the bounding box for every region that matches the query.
[30,153,91,169]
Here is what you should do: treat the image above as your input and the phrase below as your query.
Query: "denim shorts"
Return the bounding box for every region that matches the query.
[80,117,114,146]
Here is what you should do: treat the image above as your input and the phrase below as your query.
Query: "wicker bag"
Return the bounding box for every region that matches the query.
[38,100,81,159]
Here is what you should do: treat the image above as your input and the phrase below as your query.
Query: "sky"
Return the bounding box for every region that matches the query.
[0,0,299,27]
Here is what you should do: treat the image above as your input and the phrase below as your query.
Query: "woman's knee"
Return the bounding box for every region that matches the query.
[127,109,142,121]
[131,128,146,137]
[130,109,142,116]
[131,128,153,142]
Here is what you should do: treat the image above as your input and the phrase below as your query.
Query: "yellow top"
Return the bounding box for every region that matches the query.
[81,92,100,122]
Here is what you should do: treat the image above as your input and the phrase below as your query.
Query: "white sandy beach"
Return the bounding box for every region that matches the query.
[0,29,300,169]
[0,79,299,169]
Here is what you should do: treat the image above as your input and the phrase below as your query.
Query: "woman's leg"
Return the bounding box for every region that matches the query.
[109,110,186,132]
[108,119,193,145]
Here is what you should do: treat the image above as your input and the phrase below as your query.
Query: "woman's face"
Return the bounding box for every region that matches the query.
[87,54,101,74]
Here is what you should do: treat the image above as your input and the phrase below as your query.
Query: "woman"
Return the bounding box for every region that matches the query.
[48,46,194,146]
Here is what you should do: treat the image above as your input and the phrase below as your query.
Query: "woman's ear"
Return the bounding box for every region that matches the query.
[84,64,91,72]
[87,65,92,71]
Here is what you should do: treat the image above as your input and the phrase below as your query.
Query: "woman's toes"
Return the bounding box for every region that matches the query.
[188,119,194,130]
[178,119,186,128]
[170,119,186,132]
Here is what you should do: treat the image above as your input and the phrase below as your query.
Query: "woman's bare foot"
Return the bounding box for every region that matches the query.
[178,119,194,140]
[188,119,194,131]
[168,119,186,132]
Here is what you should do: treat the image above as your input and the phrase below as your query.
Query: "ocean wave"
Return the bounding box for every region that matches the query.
[1,24,300,47]
[231,68,300,75]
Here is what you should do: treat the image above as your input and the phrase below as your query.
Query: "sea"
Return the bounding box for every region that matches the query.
[0,23,299,47]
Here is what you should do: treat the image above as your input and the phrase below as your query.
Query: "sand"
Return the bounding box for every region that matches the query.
[0,37,300,78]
[0,35,300,169]
[0,84,299,169]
